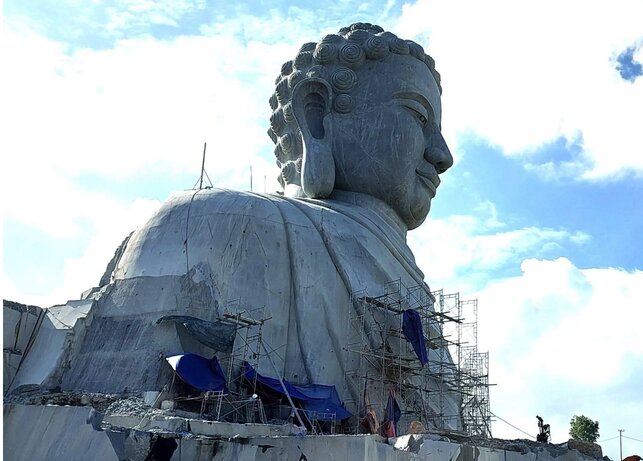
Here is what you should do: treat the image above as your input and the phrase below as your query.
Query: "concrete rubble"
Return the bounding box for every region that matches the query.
[567,439,604,459]
[4,388,611,460]
[389,434,607,461]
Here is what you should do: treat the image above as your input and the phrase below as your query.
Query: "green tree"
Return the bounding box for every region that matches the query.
[569,415,600,442]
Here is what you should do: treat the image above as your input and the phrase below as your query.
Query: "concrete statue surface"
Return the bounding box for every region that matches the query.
[269,22,452,230]
[4,22,613,461]
[6,22,457,434]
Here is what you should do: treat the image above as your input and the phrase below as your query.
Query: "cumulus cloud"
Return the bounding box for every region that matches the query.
[472,258,643,453]
[2,192,162,307]
[1,20,296,236]
[3,6,642,457]
[105,0,207,35]
[2,25,276,180]
[1,13,320,304]
[408,205,589,293]
[396,0,643,180]
[410,201,641,458]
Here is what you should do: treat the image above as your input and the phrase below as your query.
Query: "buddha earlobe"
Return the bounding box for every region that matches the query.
[291,78,336,199]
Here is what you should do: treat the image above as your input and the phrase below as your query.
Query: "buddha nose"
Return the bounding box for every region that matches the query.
[424,122,453,174]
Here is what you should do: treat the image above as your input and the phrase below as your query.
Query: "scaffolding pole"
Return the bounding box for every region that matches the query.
[343,280,492,437]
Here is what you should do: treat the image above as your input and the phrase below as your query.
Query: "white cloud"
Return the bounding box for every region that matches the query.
[472,258,643,455]
[410,202,641,458]
[1,13,318,304]
[2,191,162,307]
[408,207,589,293]
[105,0,206,35]
[635,41,643,63]
[397,0,643,181]
[1,21,294,236]
[2,10,642,458]
[2,27,269,178]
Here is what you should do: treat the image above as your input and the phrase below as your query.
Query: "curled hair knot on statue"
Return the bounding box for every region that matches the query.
[268,22,441,194]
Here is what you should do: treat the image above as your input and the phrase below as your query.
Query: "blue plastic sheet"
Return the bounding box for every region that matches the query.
[165,354,228,393]
[382,391,401,437]
[242,362,351,421]
[402,309,429,365]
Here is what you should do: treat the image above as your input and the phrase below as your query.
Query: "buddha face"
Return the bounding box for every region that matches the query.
[328,54,453,229]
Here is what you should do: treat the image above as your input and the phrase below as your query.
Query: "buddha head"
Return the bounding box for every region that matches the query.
[268,23,453,230]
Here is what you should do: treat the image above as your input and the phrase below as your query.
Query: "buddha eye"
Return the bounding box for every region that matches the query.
[403,103,429,128]
[409,107,428,127]
[399,101,430,128]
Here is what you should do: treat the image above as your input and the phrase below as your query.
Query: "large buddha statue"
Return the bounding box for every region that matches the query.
[19,23,457,431]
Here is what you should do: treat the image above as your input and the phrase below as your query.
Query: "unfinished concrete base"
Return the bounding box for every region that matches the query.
[567,439,603,458]
[3,404,116,461]
[3,403,605,461]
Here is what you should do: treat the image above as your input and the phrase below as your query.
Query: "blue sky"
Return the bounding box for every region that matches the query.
[2,0,642,457]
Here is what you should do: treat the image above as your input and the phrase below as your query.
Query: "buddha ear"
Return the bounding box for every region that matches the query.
[291,78,335,199]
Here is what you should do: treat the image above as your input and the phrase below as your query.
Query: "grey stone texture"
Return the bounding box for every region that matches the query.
[3,405,116,461]
[269,23,453,230]
[567,439,603,458]
[4,22,473,460]
[76,188,457,423]
[3,404,607,461]
[4,299,94,395]
[39,22,458,428]
[3,301,43,393]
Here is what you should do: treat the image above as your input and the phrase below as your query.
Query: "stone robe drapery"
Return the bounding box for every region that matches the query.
[61,188,458,426]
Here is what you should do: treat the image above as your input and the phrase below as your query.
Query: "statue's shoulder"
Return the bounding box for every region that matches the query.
[115,189,304,279]
[132,188,326,247]
[149,188,291,225]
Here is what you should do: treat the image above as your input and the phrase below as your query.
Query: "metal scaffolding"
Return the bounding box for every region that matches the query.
[180,300,271,424]
[217,301,337,433]
[454,297,492,437]
[343,281,492,437]
[219,300,269,395]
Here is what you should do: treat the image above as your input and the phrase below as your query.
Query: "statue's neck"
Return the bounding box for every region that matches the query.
[287,188,422,281]
[328,189,408,240]
[282,185,408,240]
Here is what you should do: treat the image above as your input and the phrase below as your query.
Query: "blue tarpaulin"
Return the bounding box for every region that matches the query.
[402,309,429,365]
[166,354,228,393]
[242,361,351,421]
[381,390,401,437]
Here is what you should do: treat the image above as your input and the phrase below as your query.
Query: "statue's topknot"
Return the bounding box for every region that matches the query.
[269,23,441,188]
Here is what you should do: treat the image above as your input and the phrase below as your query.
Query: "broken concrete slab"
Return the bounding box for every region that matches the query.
[104,412,305,438]
[3,404,116,461]
[45,300,93,329]
[3,400,609,461]
[7,299,94,394]
[387,434,604,461]
[3,300,43,354]
[567,439,603,458]
[3,300,44,393]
